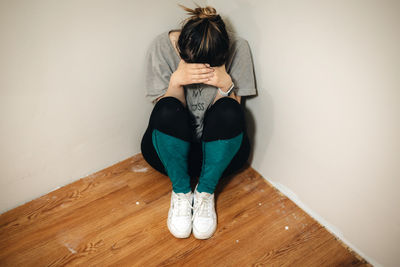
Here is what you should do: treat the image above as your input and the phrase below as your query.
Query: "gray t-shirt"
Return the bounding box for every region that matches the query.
[145,30,257,141]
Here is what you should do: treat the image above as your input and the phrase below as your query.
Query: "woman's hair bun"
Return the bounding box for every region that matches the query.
[179,4,217,20]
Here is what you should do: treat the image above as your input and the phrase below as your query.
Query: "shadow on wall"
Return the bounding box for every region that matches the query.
[223,12,274,167]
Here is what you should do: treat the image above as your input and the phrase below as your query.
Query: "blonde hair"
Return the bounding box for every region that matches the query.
[179,4,217,20]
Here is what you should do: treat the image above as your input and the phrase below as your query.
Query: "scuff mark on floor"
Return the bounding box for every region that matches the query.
[64,243,77,254]
[131,166,148,173]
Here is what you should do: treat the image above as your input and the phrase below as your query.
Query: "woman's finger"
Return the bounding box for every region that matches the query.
[186,63,209,69]
[192,77,211,83]
[202,80,216,87]
[189,67,214,75]
[191,72,214,80]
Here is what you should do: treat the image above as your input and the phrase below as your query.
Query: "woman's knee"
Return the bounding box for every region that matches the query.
[149,96,192,141]
[203,97,245,141]
[150,97,185,125]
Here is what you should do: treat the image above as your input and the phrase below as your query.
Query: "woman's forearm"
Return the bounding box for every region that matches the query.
[157,73,187,107]
[161,84,186,107]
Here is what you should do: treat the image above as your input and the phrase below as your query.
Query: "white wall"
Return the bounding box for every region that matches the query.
[0,0,204,213]
[209,0,400,266]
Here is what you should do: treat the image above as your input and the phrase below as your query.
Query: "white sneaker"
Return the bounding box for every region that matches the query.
[192,186,217,239]
[167,190,193,238]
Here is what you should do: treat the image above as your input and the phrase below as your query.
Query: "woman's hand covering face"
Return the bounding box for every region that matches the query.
[171,60,232,92]
[170,60,215,87]
[203,64,232,90]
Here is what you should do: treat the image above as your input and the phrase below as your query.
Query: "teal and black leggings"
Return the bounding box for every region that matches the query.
[140,96,250,194]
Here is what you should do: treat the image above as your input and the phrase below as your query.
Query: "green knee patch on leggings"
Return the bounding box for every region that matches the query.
[197,132,243,194]
[152,129,191,193]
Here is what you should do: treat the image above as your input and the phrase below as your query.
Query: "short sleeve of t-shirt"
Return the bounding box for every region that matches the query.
[227,38,257,97]
[144,33,176,104]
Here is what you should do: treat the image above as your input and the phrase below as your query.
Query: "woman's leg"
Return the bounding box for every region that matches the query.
[197,97,251,193]
[141,96,194,193]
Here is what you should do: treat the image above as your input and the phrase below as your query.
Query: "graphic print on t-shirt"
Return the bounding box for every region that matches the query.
[190,88,205,111]
[185,84,217,141]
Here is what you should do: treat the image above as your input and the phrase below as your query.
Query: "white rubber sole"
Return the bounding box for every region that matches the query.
[167,219,192,238]
[192,222,217,239]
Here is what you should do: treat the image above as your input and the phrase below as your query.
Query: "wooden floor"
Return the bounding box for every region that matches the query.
[0,154,370,266]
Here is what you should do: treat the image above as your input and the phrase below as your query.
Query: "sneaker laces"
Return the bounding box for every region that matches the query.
[192,192,213,222]
[174,192,193,216]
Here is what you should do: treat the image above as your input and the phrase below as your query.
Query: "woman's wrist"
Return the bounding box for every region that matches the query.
[169,72,183,88]
[219,76,233,92]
